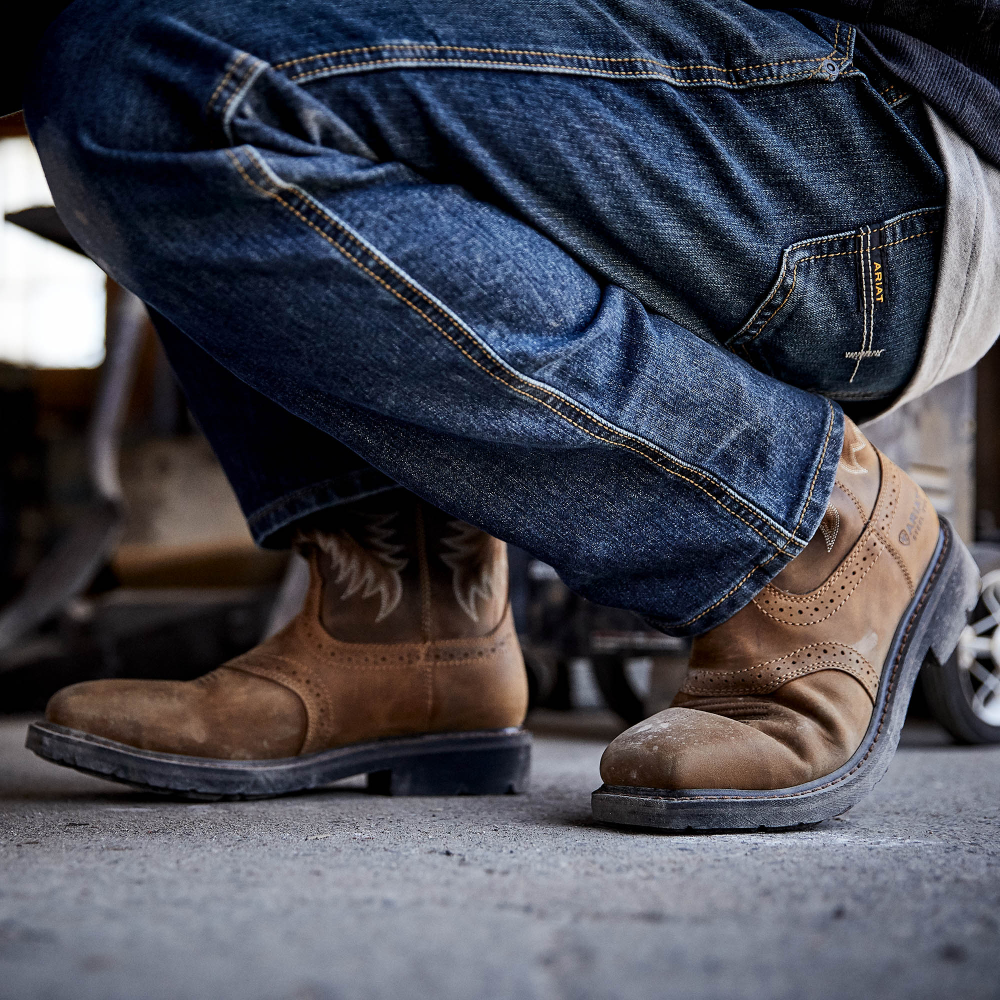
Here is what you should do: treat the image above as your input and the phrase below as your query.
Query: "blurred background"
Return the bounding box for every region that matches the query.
[2,110,1000,742]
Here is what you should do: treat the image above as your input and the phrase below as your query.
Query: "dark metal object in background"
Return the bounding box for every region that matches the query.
[0,280,146,659]
[508,546,690,723]
[5,206,84,255]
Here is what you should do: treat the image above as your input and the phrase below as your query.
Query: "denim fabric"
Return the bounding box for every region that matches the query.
[24,0,944,634]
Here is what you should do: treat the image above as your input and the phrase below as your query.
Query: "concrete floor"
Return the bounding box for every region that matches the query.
[1,711,999,1000]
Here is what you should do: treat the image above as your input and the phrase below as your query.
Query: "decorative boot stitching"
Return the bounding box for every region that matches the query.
[839,437,869,475]
[752,533,882,626]
[440,521,505,623]
[819,503,840,553]
[304,518,407,623]
[682,641,879,701]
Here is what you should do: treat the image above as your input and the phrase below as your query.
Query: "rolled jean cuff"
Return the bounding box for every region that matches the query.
[246,470,402,549]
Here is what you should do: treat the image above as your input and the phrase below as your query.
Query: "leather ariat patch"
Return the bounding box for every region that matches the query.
[681,642,879,701]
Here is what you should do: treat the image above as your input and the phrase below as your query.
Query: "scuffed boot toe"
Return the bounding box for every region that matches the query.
[600,707,814,791]
[45,671,307,760]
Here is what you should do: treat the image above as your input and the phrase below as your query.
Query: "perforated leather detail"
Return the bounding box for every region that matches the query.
[228,553,522,754]
[681,642,879,702]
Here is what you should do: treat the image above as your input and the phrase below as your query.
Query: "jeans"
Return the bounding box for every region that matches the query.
[24,0,945,635]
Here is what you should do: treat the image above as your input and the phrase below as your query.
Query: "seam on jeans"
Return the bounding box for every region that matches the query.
[248,476,399,525]
[206,52,248,114]
[732,208,941,345]
[273,24,843,77]
[678,399,837,628]
[279,23,850,88]
[221,60,269,144]
[285,58,836,87]
[741,227,940,348]
[849,228,870,382]
[227,151,790,549]
[224,148,810,560]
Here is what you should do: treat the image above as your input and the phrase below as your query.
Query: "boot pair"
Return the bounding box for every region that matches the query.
[29,420,978,828]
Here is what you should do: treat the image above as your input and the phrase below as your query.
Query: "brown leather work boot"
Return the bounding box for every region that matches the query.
[27,496,530,798]
[593,418,980,831]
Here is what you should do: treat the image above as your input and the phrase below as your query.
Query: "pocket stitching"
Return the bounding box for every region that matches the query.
[736,215,942,349]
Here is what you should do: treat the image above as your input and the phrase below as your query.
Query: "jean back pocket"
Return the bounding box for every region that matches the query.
[728,207,943,407]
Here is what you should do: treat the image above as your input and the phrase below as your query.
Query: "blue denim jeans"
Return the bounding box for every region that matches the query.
[24,0,945,634]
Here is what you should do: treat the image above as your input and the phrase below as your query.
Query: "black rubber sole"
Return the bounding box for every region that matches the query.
[591,519,980,832]
[25,723,532,800]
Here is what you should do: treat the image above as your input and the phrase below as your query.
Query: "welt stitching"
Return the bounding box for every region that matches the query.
[206,52,248,114]
[225,149,793,553]
[743,228,940,347]
[286,57,838,87]
[273,28,842,76]
[677,400,836,628]
[736,208,941,343]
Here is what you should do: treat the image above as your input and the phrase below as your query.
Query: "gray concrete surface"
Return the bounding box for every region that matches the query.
[1,711,999,1000]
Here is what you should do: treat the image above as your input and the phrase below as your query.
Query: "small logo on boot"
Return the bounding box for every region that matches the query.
[898,495,928,547]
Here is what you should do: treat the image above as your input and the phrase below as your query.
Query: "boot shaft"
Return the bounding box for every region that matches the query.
[299,495,508,644]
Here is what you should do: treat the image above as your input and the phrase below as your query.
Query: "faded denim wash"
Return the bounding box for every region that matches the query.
[24,0,944,634]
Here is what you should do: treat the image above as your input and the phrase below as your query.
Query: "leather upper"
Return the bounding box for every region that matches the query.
[46,502,528,760]
[601,420,941,791]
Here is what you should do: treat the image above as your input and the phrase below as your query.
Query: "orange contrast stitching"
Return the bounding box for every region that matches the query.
[206,51,248,114]
[273,23,844,77]
[743,227,940,346]
[287,57,834,86]
[225,150,799,561]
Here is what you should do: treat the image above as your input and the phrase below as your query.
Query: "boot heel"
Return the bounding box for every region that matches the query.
[366,739,531,796]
